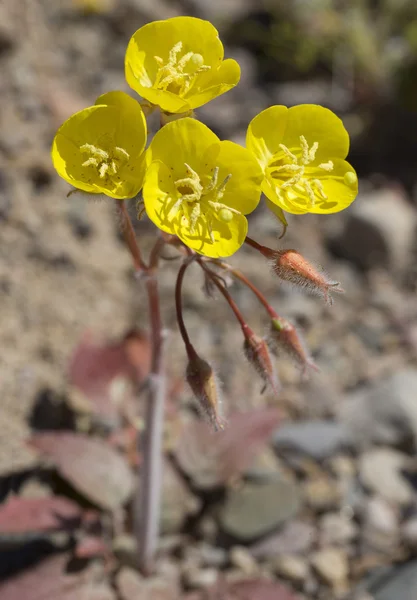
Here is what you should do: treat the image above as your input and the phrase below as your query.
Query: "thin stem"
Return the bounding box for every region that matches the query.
[175,257,196,357]
[115,201,164,575]
[198,260,250,335]
[213,261,278,320]
[117,202,146,272]
[244,235,267,254]
[137,272,165,575]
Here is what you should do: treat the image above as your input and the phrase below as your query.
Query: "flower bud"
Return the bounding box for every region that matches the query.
[243,329,281,395]
[269,316,319,374]
[271,249,344,305]
[186,353,225,432]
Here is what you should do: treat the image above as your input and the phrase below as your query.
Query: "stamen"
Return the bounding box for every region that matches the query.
[319,160,333,171]
[99,163,109,178]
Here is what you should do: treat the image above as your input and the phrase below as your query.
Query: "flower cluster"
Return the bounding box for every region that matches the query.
[52,15,358,259]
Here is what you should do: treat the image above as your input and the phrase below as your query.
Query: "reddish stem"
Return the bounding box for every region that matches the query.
[214,261,278,320]
[198,260,251,336]
[244,235,273,258]
[175,257,197,358]
[118,202,146,272]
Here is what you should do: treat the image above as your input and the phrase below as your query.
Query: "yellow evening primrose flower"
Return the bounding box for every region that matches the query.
[246,104,358,216]
[143,118,263,258]
[52,91,147,200]
[125,16,240,114]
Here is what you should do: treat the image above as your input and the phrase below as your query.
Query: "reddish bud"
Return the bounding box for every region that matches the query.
[269,316,319,375]
[270,249,344,305]
[186,353,225,432]
[243,329,281,395]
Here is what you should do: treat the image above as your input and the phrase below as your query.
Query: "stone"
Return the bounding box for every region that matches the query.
[402,517,417,549]
[272,420,353,460]
[229,546,259,575]
[340,369,417,449]
[161,462,200,535]
[250,520,316,559]
[363,496,400,552]
[304,477,342,512]
[182,567,218,590]
[320,512,358,546]
[311,548,349,591]
[359,448,414,505]
[274,555,309,583]
[220,479,301,542]
[368,560,417,600]
[330,187,417,275]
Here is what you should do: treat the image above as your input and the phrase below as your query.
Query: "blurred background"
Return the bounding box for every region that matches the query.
[1,0,417,598]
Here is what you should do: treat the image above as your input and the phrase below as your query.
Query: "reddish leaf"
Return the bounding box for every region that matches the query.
[0,496,82,535]
[0,555,115,600]
[175,408,282,488]
[29,433,134,510]
[68,330,150,419]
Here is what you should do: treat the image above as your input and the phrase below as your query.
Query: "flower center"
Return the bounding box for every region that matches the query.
[80,143,130,188]
[171,163,236,242]
[154,41,211,97]
[266,135,336,208]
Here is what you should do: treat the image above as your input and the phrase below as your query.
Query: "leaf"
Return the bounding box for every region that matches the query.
[0,555,115,600]
[68,330,150,420]
[29,433,134,510]
[0,496,82,536]
[174,408,282,489]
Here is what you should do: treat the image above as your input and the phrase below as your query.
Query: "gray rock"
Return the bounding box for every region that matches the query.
[311,548,349,592]
[359,448,414,505]
[331,187,417,274]
[340,369,417,449]
[320,512,358,546]
[273,420,353,460]
[363,496,400,551]
[220,479,301,542]
[250,520,316,559]
[369,560,417,600]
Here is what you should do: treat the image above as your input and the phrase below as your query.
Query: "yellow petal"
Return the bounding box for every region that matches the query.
[246,105,288,169]
[178,210,248,258]
[143,160,178,234]
[52,93,147,199]
[187,59,241,110]
[125,16,224,112]
[263,158,358,215]
[94,91,147,157]
[283,105,350,161]
[205,140,262,215]
[146,117,219,180]
[264,198,288,229]
[143,160,247,258]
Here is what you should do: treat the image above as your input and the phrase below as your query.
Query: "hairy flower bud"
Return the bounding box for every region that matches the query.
[243,329,281,395]
[186,353,225,431]
[269,316,318,374]
[270,249,344,305]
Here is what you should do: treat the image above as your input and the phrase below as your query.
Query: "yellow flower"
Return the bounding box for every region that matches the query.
[143,118,263,258]
[52,91,147,200]
[125,16,240,114]
[246,104,358,216]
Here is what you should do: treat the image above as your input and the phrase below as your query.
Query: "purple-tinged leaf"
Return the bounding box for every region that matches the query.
[175,408,282,488]
[0,496,82,536]
[29,433,134,510]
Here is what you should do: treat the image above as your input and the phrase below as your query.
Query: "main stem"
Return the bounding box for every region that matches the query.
[116,201,165,575]
[137,271,165,575]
